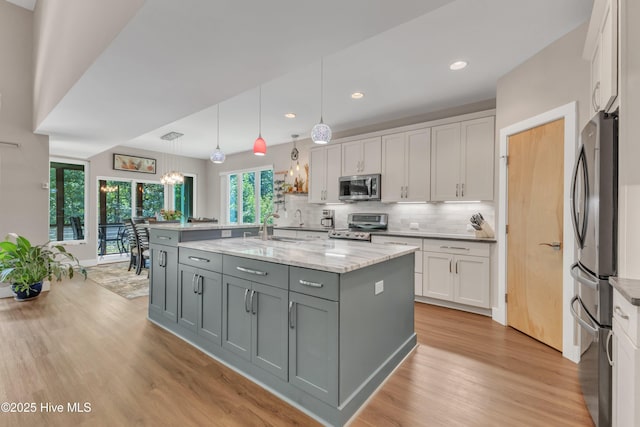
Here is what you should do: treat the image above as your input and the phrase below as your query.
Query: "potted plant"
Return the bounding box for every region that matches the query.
[159,209,182,222]
[0,233,87,301]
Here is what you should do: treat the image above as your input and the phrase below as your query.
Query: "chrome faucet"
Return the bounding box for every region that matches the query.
[261,212,280,240]
[294,209,304,227]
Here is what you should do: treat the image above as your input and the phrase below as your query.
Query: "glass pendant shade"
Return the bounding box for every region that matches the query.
[311,120,331,145]
[210,148,225,164]
[253,136,266,156]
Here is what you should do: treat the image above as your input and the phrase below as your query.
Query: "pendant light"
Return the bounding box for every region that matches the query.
[311,57,332,144]
[160,132,185,185]
[210,104,226,164]
[253,86,267,156]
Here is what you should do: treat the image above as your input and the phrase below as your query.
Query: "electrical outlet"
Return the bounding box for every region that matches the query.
[409,222,419,230]
[466,223,474,232]
[221,230,232,238]
[375,280,384,295]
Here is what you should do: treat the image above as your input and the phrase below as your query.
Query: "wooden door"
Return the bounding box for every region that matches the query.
[507,118,564,351]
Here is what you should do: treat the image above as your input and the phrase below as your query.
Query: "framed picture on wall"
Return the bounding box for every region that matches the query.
[113,154,156,174]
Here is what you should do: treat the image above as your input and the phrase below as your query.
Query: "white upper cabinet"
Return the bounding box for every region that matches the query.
[586,0,618,113]
[341,137,381,176]
[309,145,342,204]
[381,129,430,202]
[431,116,495,202]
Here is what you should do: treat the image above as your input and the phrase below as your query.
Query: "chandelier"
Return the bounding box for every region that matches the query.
[160,131,185,185]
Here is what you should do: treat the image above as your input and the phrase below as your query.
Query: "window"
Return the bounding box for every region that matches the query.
[173,175,194,219]
[49,161,86,241]
[136,182,165,218]
[223,167,273,224]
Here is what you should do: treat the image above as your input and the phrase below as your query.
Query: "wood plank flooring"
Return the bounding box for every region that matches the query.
[0,276,593,426]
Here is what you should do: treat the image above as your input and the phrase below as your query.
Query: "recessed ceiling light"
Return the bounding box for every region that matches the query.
[449,61,468,71]
[351,92,364,99]
[284,112,296,119]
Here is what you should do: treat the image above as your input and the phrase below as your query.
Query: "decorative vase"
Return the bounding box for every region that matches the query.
[11,281,43,301]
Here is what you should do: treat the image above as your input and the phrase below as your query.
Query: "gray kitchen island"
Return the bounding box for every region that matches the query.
[147,236,418,426]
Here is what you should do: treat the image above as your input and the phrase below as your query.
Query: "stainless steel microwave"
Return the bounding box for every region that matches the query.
[338,174,381,201]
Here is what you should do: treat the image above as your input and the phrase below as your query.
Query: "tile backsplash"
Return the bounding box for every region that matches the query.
[274,194,495,236]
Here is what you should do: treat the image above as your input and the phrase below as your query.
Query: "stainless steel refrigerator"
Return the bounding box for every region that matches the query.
[570,111,618,427]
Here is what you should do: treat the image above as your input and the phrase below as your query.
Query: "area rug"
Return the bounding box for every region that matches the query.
[86,262,149,299]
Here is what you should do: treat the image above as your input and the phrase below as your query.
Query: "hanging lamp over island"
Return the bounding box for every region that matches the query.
[160,131,185,185]
[311,57,332,144]
[253,86,267,156]
[210,104,225,164]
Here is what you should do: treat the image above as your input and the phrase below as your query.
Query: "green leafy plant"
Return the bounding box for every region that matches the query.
[0,233,87,295]
[160,209,182,220]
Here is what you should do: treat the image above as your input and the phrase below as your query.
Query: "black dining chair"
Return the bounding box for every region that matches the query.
[124,220,139,272]
[70,216,84,240]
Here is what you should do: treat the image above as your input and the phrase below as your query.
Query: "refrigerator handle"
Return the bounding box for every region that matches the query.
[570,295,598,336]
[570,262,599,290]
[606,329,614,367]
[570,146,589,249]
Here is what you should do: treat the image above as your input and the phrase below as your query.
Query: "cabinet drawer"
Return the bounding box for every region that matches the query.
[371,235,422,273]
[179,248,222,272]
[290,267,339,301]
[613,290,640,345]
[149,229,180,246]
[223,255,288,290]
[423,239,490,257]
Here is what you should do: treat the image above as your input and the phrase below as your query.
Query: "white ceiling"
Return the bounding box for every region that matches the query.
[38,0,593,160]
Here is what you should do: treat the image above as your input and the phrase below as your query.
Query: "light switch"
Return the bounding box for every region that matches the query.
[375,280,384,295]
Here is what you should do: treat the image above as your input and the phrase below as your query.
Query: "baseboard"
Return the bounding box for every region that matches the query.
[414,295,492,317]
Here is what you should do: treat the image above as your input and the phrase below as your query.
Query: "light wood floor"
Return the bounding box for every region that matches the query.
[0,276,593,426]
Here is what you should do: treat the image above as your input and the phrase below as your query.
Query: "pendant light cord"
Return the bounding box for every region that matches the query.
[258,86,262,137]
[320,57,324,123]
[216,104,220,149]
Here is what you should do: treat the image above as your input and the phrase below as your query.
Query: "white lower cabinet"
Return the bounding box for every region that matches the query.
[422,240,490,309]
[612,288,640,427]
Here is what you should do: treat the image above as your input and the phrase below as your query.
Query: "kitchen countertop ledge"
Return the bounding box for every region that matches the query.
[275,226,496,242]
[610,277,640,306]
[146,223,263,231]
[179,237,418,274]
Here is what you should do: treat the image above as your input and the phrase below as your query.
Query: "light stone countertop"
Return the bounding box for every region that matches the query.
[179,237,418,274]
[610,277,640,306]
[146,223,262,231]
[274,226,496,242]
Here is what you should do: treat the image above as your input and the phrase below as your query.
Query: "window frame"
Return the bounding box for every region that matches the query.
[49,157,89,244]
[220,165,273,225]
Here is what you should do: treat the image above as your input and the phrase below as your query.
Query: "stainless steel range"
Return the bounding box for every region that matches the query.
[328,213,388,241]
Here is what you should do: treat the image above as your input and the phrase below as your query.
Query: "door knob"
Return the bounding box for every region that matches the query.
[539,242,562,251]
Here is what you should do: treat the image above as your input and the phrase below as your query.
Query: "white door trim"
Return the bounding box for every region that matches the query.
[496,102,580,363]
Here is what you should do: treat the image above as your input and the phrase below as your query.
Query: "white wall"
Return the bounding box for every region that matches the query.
[33,0,144,129]
[0,2,49,242]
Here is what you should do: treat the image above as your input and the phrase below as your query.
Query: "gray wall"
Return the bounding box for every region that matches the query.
[0,2,49,242]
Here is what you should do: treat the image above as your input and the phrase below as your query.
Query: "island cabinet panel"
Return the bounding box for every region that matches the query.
[222,256,288,290]
[288,290,339,406]
[149,244,178,321]
[222,268,289,381]
[178,265,223,345]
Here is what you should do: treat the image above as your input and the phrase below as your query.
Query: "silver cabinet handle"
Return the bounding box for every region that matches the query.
[405,186,408,198]
[188,256,210,263]
[455,260,459,274]
[198,275,203,295]
[539,242,562,251]
[449,259,452,273]
[299,279,323,288]
[614,306,629,320]
[461,183,464,197]
[243,288,250,313]
[158,236,172,240]
[250,290,256,315]
[456,183,459,198]
[236,266,268,276]
[288,301,295,329]
[440,245,470,251]
[606,329,613,367]
[192,273,198,294]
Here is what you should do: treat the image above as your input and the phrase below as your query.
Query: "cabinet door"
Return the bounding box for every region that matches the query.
[360,137,381,174]
[460,117,494,201]
[599,0,618,112]
[251,282,289,380]
[431,123,461,201]
[381,133,406,202]
[453,255,490,308]
[590,39,602,114]
[289,291,339,406]
[163,246,179,321]
[149,245,165,316]
[222,275,252,361]
[613,319,640,427]
[177,265,199,333]
[309,148,326,203]
[342,140,363,176]
[198,270,222,345]
[405,129,430,202]
[423,251,453,301]
[325,145,342,203]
